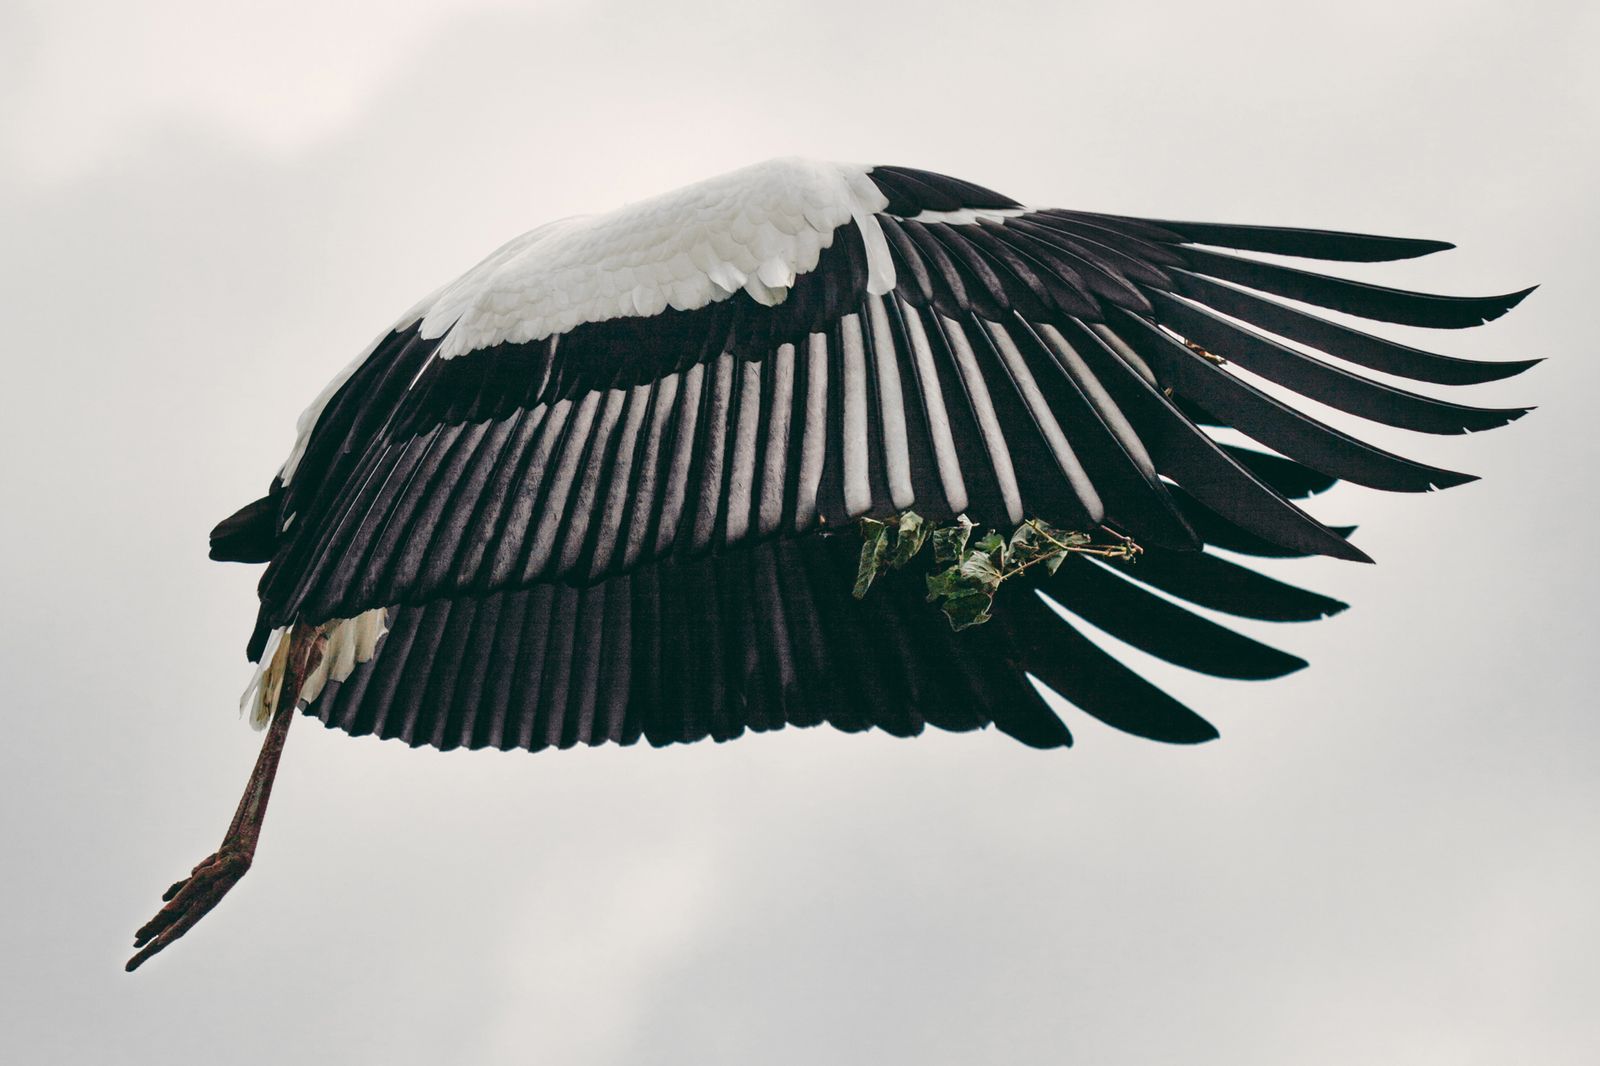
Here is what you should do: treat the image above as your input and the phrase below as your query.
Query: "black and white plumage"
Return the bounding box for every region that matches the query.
[227,156,1532,749]
[132,157,1533,968]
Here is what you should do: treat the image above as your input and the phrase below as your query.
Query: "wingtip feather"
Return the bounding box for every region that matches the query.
[1323,526,1373,564]
[1175,720,1222,745]
[1430,469,1480,490]
[1482,284,1539,323]
[1391,237,1456,260]
[1476,357,1543,382]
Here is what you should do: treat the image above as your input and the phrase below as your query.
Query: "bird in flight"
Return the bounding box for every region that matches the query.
[127,157,1535,971]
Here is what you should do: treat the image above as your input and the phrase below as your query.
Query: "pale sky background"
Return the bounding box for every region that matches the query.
[3,1,1597,1063]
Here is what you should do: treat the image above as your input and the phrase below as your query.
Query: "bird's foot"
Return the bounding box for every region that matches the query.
[126,847,253,972]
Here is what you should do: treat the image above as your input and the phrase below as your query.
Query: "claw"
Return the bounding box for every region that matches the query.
[128,851,252,971]
[160,853,218,902]
[125,622,316,974]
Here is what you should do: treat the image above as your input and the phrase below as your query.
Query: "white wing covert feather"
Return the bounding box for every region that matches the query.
[417,156,894,358]
[278,158,890,485]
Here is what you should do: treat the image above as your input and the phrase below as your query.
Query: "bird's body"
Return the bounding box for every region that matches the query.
[129,157,1535,970]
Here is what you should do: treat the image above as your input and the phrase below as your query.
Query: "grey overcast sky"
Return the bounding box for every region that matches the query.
[3,1,1597,1063]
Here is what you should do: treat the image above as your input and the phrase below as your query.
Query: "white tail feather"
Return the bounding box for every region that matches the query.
[238,609,388,729]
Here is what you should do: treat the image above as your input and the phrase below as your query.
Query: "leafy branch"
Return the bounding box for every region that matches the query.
[852,511,1142,631]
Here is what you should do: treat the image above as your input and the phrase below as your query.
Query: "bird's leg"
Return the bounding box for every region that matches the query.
[126,624,323,972]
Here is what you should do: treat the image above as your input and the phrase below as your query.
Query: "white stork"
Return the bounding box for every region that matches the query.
[128,157,1536,971]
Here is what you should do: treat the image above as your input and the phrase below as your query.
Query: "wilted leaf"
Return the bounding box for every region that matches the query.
[853,519,891,599]
[931,514,975,565]
[1046,524,1091,549]
[860,510,1138,632]
[1009,521,1041,553]
[924,542,1005,629]
[924,564,963,603]
[940,590,994,631]
[956,550,1004,591]
[888,511,929,569]
[974,531,1006,559]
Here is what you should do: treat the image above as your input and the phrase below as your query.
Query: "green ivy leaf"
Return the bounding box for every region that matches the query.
[956,549,1004,591]
[853,519,892,599]
[923,564,963,603]
[924,542,1005,630]
[939,589,994,631]
[888,510,929,569]
[861,512,1139,631]
[1008,521,1041,554]
[930,514,975,565]
[1041,522,1091,549]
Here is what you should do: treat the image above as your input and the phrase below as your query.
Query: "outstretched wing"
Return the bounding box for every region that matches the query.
[217,157,1534,750]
